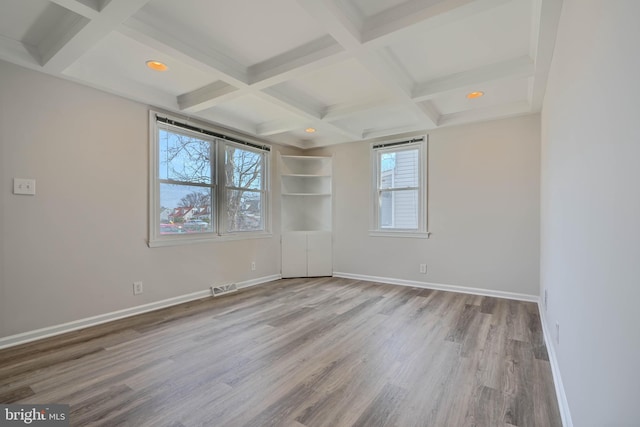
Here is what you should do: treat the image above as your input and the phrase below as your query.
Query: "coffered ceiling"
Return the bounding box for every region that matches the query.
[0,0,562,148]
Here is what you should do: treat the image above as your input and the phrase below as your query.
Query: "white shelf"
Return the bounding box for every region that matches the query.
[282,193,331,197]
[280,155,330,160]
[280,153,333,277]
[280,155,332,176]
[282,174,331,177]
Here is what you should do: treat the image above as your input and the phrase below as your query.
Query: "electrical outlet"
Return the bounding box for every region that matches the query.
[555,322,560,345]
[251,261,256,271]
[419,263,427,274]
[133,281,143,295]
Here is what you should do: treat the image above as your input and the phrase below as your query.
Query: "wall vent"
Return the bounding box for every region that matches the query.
[211,283,238,297]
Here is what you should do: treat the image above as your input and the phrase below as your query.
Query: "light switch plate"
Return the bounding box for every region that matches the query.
[13,178,36,195]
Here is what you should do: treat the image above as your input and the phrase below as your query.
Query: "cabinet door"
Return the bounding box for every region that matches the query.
[307,231,332,277]
[282,232,308,278]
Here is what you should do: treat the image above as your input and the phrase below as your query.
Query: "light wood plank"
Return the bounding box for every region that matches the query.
[0,278,561,426]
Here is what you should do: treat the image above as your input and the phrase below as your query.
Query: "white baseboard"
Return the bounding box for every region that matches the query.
[0,274,281,350]
[538,304,574,427]
[332,272,538,302]
[236,274,281,290]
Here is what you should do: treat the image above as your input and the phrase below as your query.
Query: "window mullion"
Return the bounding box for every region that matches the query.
[216,139,225,235]
[378,186,419,192]
[226,186,262,192]
[159,179,213,189]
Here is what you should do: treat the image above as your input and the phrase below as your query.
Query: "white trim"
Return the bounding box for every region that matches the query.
[236,274,281,290]
[0,274,281,350]
[332,272,538,302]
[148,232,273,248]
[368,230,430,239]
[538,304,574,427]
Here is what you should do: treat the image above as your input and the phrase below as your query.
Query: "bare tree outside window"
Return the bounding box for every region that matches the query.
[225,145,264,232]
[160,130,212,184]
[155,126,267,237]
[158,129,214,234]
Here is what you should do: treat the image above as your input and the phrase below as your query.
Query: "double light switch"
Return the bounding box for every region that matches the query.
[13,178,36,195]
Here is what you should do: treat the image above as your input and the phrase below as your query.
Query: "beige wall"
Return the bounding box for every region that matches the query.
[312,115,541,296]
[540,1,640,425]
[0,60,294,338]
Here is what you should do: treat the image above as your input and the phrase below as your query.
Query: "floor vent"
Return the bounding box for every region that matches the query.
[211,283,238,297]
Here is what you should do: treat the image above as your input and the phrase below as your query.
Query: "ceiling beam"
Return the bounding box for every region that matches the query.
[195,111,259,139]
[296,0,363,50]
[248,36,347,87]
[362,0,513,46]
[412,56,535,102]
[177,81,239,113]
[416,100,441,127]
[41,0,152,73]
[438,101,531,127]
[0,35,40,68]
[363,124,429,140]
[322,97,396,121]
[49,0,101,19]
[63,71,180,111]
[528,0,564,111]
[256,119,306,136]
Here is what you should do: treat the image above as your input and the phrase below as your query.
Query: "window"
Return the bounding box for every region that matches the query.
[149,112,270,246]
[371,137,428,238]
[224,143,266,233]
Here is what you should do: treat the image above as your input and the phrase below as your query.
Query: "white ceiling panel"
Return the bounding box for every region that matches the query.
[431,77,530,115]
[64,32,215,96]
[204,95,298,128]
[135,0,328,67]
[386,0,532,83]
[275,58,393,109]
[0,0,562,148]
[332,104,422,135]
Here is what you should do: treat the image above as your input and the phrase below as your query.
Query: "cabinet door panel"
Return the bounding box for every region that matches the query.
[307,232,332,277]
[282,232,308,278]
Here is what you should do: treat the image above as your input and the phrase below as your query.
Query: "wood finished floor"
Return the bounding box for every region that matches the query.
[0,278,561,427]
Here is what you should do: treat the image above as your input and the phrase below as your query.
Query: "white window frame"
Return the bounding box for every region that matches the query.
[149,111,271,247]
[220,139,269,235]
[370,136,429,239]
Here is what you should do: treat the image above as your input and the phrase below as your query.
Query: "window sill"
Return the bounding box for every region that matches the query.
[148,232,273,248]
[369,230,430,239]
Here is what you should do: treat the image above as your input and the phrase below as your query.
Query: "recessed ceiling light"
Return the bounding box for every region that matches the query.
[305,128,316,133]
[146,60,168,71]
[466,91,484,99]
